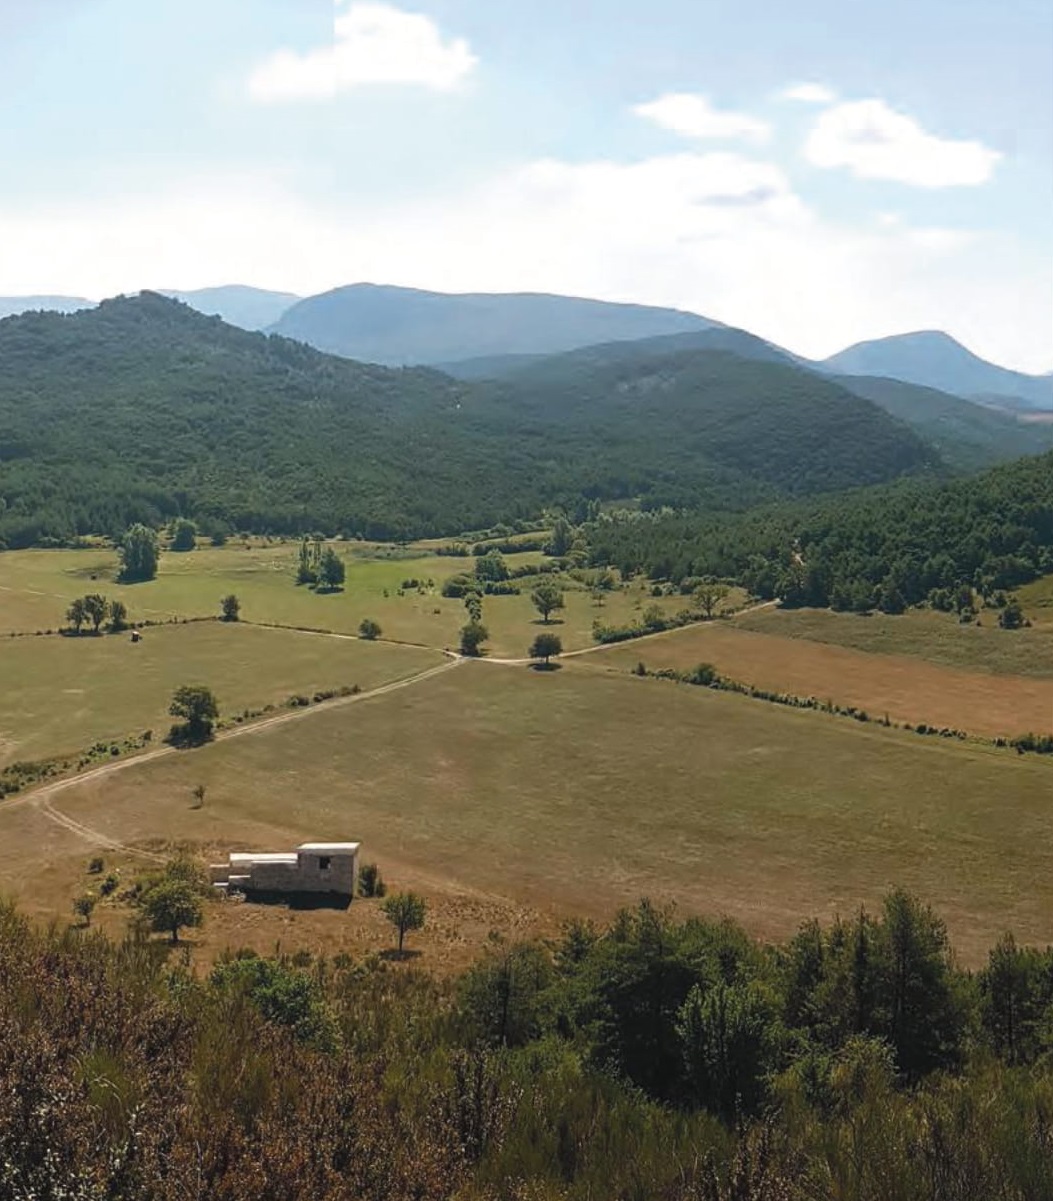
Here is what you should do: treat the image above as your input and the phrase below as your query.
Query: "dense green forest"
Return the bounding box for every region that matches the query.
[1,892,1050,1199]
[587,450,1053,611]
[0,294,939,548]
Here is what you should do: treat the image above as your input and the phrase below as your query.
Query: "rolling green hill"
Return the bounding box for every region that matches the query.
[0,294,940,548]
[446,329,1051,470]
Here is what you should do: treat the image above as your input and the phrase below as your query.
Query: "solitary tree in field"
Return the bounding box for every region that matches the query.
[317,547,346,592]
[142,879,203,943]
[459,621,489,657]
[73,894,96,927]
[694,580,729,619]
[191,784,206,809]
[66,597,87,634]
[83,593,109,634]
[531,583,565,624]
[170,518,197,552]
[358,618,382,640]
[108,600,129,632]
[529,632,563,666]
[169,685,219,744]
[220,594,240,622]
[381,891,427,954]
[119,524,160,583]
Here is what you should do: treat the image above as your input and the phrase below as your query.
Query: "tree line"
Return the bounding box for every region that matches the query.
[586,449,1053,612]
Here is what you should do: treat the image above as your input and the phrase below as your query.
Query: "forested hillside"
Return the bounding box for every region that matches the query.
[587,450,1053,610]
[0,295,938,548]
[448,330,1051,470]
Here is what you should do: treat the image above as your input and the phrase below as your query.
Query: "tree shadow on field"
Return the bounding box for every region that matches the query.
[529,662,563,672]
[531,617,566,626]
[379,948,422,963]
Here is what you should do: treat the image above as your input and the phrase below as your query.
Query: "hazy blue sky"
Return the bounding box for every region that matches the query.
[0,0,1049,367]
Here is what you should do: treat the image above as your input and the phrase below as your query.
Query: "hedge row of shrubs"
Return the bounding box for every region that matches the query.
[633,662,1053,758]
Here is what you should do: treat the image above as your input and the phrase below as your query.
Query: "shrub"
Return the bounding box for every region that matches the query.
[358,618,382,640]
[358,862,387,898]
[88,856,105,875]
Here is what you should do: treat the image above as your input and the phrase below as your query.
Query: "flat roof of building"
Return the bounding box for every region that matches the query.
[229,853,299,865]
[297,842,361,853]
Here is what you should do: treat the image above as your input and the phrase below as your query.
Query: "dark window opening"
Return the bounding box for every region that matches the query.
[318,855,331,871]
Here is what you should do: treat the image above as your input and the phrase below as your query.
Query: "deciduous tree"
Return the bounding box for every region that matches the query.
[142,879,203,943]
[169,685,219,744]
[83,593,109,634]
[529,632,562,665]
[530,583,565,623]
[459,621,489,657]
[119,524,160,583]
[381,891,426,954]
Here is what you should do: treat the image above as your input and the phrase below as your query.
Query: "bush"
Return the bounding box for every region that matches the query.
[358,862,387,898]
[88,856,105,875]
[358,618,382,641]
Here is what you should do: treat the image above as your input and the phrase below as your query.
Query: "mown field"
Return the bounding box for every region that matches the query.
[737,603,1053,677]
[4,659,1051,966]
[590,622,1053,738]
[0,622,442,767]
[0,542,714,658]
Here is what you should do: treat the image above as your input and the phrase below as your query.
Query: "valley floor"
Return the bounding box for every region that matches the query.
[1,541,1051,970]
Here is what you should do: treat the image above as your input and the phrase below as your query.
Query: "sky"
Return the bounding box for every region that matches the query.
[0,0,1050,369]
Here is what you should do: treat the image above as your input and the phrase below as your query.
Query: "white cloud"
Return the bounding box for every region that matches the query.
[634,93,770,143]
[0,155,1048,373]
[805,98,1000,187]
[781,83,837,104]
[247,2,477,102]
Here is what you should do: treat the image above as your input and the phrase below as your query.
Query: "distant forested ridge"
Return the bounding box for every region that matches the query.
[0,294,938,548]
[588,450,1053,609]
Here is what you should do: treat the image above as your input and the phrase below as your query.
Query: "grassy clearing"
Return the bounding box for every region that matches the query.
[0,543,736,657]
[10,660,1052,966]
[736,604,1053,678]
[0,621,441,766]
[587,622,1053,738]
[1018,573,1053,623]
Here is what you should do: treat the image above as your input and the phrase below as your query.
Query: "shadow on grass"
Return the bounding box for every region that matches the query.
[239,891,353,912]
[531,618,566,626]
[379,947,423,963]
[529,662,563,672]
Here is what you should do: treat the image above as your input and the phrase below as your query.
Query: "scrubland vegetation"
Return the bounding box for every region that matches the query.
[1,890,1051,1199]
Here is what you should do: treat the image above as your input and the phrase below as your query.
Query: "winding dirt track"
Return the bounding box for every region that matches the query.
[6,657,463,858]
[6,601,777,855]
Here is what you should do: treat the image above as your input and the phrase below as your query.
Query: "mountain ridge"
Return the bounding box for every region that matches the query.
[0,293,939,548]
[821,330,1051,410]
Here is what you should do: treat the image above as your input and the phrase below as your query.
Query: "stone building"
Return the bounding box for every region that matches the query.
[210,842,360,900]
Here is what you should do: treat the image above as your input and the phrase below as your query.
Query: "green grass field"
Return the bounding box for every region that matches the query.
[0,621,441,766]
[0,542,729,657]
[16,659,1053,964]
[736,604,1053,678]
[1019,573,1053,621]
